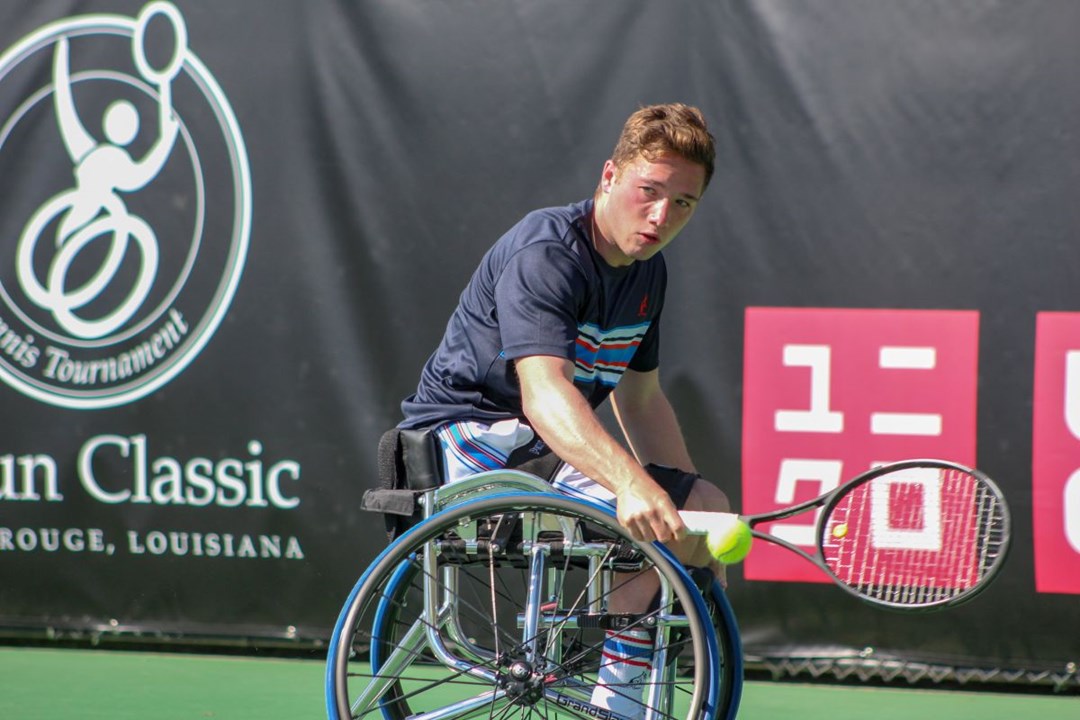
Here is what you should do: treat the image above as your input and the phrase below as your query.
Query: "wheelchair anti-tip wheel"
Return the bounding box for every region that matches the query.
[326,491,741,720]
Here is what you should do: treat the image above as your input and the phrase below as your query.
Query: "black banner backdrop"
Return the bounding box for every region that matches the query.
[0,0,1078,687]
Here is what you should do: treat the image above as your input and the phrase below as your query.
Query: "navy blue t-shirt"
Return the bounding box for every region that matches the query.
[401,198,667,428]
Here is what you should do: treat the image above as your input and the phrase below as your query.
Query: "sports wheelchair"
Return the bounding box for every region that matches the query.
[326,468,744,720]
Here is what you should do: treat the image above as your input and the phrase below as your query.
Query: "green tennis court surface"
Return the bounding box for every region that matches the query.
[0,647,1074,720]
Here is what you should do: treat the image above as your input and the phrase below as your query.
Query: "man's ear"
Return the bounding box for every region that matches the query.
[599,159,618,193]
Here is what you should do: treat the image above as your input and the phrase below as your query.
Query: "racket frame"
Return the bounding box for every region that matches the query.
[744,458,1012,611]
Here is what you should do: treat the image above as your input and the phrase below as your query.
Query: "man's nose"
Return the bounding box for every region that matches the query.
[648,199,669,226]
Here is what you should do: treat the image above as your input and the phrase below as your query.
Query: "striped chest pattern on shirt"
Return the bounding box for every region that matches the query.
[573,320,651,388]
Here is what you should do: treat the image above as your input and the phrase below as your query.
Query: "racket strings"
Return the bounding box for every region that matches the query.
[822,467,1008,608]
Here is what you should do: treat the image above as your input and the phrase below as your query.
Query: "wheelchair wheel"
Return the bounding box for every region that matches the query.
[700,577,743,720]
[327,492,728,720]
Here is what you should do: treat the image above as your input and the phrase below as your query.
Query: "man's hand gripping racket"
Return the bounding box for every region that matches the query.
[680,459,1011,611]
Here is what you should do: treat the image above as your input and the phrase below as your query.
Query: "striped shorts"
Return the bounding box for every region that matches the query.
[433,418,696,513]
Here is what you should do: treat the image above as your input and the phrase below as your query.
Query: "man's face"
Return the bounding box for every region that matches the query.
[593,152,706,267]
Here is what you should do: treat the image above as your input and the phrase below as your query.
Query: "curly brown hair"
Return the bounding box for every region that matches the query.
[609,103,716,189]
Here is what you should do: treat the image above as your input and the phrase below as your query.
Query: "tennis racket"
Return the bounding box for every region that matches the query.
[681,459,1011,611]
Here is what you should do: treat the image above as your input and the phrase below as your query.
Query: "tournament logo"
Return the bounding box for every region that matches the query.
[0,2,250,408]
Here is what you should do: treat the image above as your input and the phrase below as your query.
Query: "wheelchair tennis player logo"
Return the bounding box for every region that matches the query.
[0,1,250,408]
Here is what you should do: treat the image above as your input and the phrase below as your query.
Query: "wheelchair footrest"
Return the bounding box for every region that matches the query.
[516,610,675,632]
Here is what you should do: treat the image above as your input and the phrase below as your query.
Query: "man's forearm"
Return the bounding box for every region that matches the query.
[613,389,696,472]
[516,356,688,543]
[610,368,696,472]
[522,374,649,495]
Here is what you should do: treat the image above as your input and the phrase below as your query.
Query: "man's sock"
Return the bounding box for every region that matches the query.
[589,628,654,719]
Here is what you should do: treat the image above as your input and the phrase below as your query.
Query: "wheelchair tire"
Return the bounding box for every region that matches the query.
[326,492,735,720]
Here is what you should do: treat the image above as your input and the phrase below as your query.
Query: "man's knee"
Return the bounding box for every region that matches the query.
[684,477,731,514]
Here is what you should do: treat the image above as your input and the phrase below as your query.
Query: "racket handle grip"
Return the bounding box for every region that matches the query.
[678,511,744,536]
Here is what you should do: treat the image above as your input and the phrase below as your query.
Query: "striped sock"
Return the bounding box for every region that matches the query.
[590,629,654,719]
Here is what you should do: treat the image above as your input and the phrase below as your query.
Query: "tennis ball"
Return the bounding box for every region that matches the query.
[706,519,753,565]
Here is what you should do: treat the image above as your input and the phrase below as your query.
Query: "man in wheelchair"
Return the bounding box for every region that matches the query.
[395,103,731,719]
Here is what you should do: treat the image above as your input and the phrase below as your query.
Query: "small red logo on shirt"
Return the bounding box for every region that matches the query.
[638,294,649,317]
